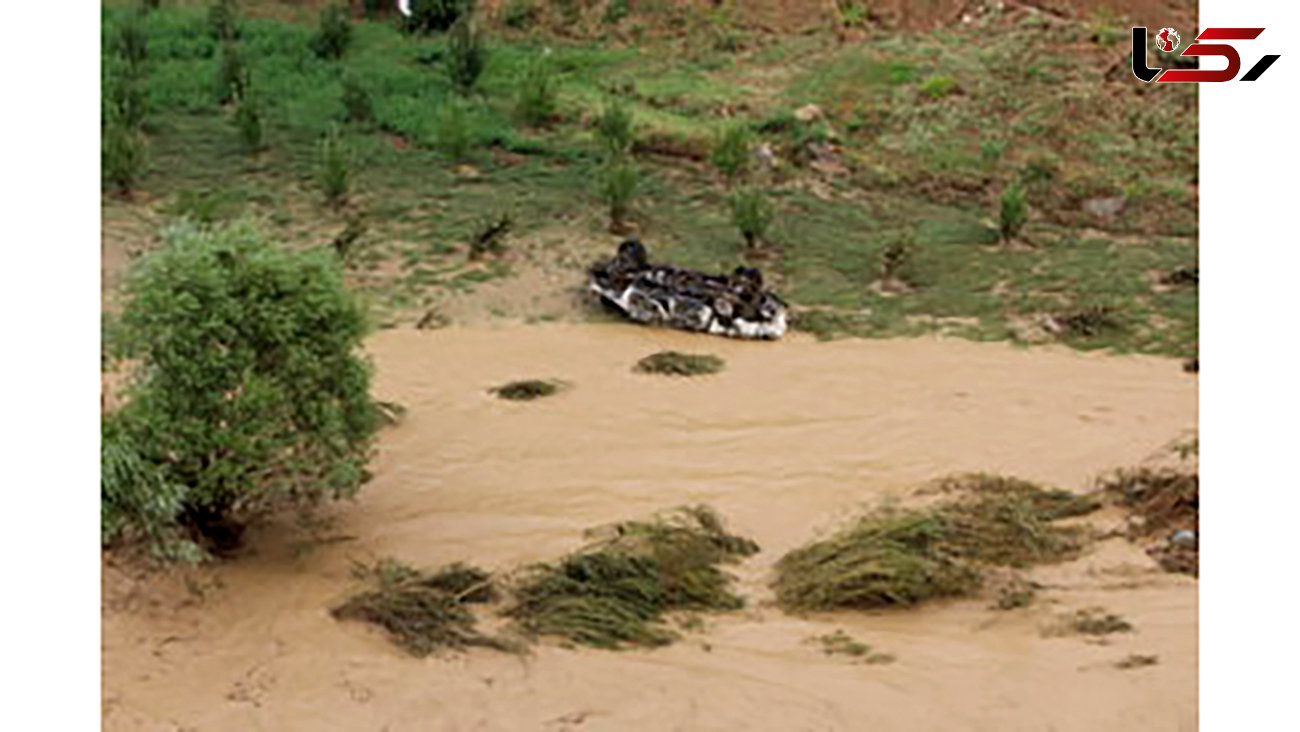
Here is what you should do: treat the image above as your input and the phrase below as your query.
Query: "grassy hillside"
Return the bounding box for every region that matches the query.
[102,1,1197,357]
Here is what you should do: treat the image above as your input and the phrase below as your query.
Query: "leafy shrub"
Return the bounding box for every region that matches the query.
[234,92,263,151]
[105,221,378,553]
[710,124,751,183]
[598,158,638,228]
[405,0,477,34]
[595,99,635,158]
[434,100,474,161]
[214,41,248,104]
[101,420,203,562]
[106,71,150,131]
[341,74,374,124]
[515,59,558,126]
[310,3,353,60]
[318,124,351,206]
[103,118,147,194]
[447,17,487,93]
[208,0,240,41]
[920,75,958,99]
[999,182,1028,241]
[729,187,774,248]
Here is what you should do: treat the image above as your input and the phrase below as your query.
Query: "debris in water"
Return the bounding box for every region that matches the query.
[634,351,725,376]
[506,506,759,649]
[491,379,564,401]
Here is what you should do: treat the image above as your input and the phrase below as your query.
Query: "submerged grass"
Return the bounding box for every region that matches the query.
[507,506,758,649]
[634,351,725,376]
[1099,467,1199,576]
[490,378,564,401]
[773,474,1099,612]
[332,559,516,657]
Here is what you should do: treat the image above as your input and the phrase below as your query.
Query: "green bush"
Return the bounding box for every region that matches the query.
[318,124,351,206]
[105,221,378,553]
[435,100,480,161]
[102,419,203,561]
[405,0,476,34]
[598,159,638,228]
[595,99,635,157]
[310,3,353,60]
[341,74,374,125]
[208,0,240,41]
[103,118,147,194]
[515,58,558,126]
[215,41,248,105]
[710,123,751,183]
[447,17,487,93]
[999,183,1028,242]
[729,187,774,248]
[234,92,263,152]
[106,71,150,131]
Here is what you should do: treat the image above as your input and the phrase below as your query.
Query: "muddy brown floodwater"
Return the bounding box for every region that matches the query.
[103,323,1197,731]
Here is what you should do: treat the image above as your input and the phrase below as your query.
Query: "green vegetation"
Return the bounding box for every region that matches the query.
[634,351,725,376]
[100,3,1197,354]
[233,90,263,151]
[333,559,518,657]
[490,379,562,401]
[999,183,1028,242]
[447,16,487,94]
[812,630,896,664]
[507,506,759,649]
[102,222,378,557]
[309,3,352,61]
[1045,608,1134,637]
[773,474,1099,611]
[729,187,774,248]
[1099,466,1199,576]
[710,123,752,182]
[318,124,351,206]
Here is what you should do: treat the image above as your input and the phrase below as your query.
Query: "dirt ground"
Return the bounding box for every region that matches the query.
[103,324,1196,731]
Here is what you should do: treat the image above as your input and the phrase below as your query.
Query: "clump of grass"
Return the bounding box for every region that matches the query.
[332,559,515,657]
[595,99,636,158]
[1044,607,1133,637]
[710,124,752,183]
[469,211,512,259]
[233,92,263,152]
[507,506,759,649]
[318,124,350,207]
[598,159,639,232]
[999,183,1028,242]
[490,379,562,401]
[992,576,1039,610]
[515,59,559,127]
[634,351,725,377]
[435,100,475,162]
[729,187,774,248]
[103,118,148,195]
[773,474,1098,612]
[215,41,248,105]
[208,0,241,42]
[1160,266,1199,287]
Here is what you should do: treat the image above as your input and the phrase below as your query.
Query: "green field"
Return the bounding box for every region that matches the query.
[102,1,1197,357]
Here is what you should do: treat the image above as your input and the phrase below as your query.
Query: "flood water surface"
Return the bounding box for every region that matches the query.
[103,324,1197,731]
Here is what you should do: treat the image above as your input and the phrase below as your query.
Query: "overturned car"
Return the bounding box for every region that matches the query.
[588,240,788,340]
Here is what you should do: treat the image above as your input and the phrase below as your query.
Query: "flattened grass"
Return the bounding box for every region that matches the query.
[773,474,1099,612]
[490,378,564,400]
[634,351,725,376]
[507,506,758,649]
[332,559,516,657]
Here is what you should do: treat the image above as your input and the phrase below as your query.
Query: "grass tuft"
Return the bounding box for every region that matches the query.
[332,559,517,657]
[773,474,1099,612]
[634,351,725,376]
[1099,467,1198,576]
[507,506,758,649]
[490,379,563,401]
